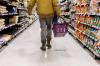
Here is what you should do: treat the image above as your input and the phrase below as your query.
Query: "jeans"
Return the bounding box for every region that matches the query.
[39,16,53,44]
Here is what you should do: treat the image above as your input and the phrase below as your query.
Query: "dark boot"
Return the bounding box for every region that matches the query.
[47,38,52,49]
[40,41,46,51]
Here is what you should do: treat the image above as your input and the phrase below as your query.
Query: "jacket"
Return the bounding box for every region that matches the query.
[27,0,60,18]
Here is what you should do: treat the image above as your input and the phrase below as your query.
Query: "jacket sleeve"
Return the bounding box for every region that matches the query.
[27,0,36,15]
[53,0,61,16]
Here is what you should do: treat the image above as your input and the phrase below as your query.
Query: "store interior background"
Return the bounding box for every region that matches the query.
[0,0,99,66]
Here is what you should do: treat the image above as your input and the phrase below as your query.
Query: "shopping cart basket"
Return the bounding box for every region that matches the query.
[53,16,68,37]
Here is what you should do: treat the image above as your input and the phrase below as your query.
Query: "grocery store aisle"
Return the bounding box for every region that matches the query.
[0,20,99,66]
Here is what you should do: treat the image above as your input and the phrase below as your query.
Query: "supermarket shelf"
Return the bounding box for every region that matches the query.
[18,15,26,17]
[68,28,86,46]
[70,10,76,13]
[0,13,18,16]
[17,17,38,25]
[69,24,75,30]
[72,0,100,58]
[0,41,6,48]
[76,3,89,6]
[76,13,100,16]
[86,44,100,58]
[75,28,99,42]
[12,18,38,38]
[76,13,88,15]
[68,29,100,58]
[13,18,38,37]
[0,0,9,2]
[68,29,76,37]
[0,18,37,49]
[68,27,75,34]
[77,36,100,58]
[80,22,100,30]
[0,18,37,47]
[77,37,86,46]
[60,2,67,6]
[13,22,33,37]
[0,24,17,31]
[83,33,98,42]
[8,13,18,15]
[17,8,27,10]
[61,11,69,15]
[8,4,17,7]
[0,1,17,7]
[75,28,82,32]
[89,13,100,16]
[17,21,27,25]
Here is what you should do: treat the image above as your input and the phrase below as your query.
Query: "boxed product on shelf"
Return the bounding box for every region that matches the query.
[2,34,12,42]
[11,1,19,6]
[80,15,100,28]
[24,1,28,8]
[87,38,95,49]
[76,4,89,14]
[18,10,27,16]
[0,34,5,44]
[0,18,5,24]
[90,0,100,14]
[0,34,12,42]
[0,6,8,14]
[97,30,100,39]
[93,16,100,27]
[0,18,5,29]
[94,42,100,54]
[75,30,80,38]
[9,16,18,24]
[77,0,88,5]
[7,6,17,13]
[79,33,85,41]
[84,27,98,39]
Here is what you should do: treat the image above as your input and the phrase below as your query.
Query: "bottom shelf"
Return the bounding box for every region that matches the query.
[68,29,100,58]
[13,21,33,37]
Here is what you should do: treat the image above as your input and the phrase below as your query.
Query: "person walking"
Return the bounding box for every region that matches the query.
[27,0,60,51]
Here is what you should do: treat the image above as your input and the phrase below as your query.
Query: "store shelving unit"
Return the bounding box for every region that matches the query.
[0,0,37,49]
[60,0,71,29]
[68,0,100,59]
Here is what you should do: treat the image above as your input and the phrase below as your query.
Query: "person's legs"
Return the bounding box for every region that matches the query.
[46,16,53,49]
[39,17,47,51]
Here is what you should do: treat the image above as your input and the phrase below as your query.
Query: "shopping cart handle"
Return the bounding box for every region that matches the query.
[59,16,66,22]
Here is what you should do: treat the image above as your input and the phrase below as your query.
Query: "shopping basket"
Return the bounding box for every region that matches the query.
[52,16,68,37]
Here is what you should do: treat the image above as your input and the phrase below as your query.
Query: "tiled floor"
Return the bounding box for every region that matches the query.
[0,20,99,66]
